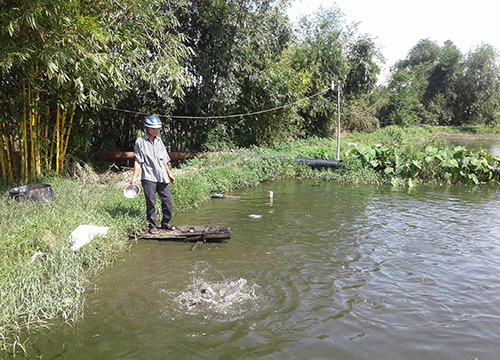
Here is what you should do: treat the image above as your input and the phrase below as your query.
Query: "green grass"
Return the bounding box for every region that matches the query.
[0,176,140,353]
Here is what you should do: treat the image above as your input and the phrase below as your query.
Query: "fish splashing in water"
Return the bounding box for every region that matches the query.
[221,278,247,302]
[174,277,256,317]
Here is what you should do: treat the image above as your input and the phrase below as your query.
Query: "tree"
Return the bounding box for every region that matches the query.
[380,39,500,127]
[290,5,381,136]
[393,38,444,123]
[378,70,422,127]
[422,40,462,125]
[290,5,347,137]
[381,39,459,126]
[344,37,381,96]
[341,36,382,132]
[452,44,500,125]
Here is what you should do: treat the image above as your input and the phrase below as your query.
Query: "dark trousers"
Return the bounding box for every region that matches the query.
[141,180,173,229]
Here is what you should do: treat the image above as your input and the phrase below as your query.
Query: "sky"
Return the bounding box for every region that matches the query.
[288,0,500,81]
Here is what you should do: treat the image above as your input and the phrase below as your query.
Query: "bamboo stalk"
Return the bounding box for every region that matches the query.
[4,131,14,184]
[34,90,41,177]
[60,96,77,172]
[22,82,29,183]
[0,120,6,181]
[43,105,50,173]
[49,105,56,173]
[6,135,13,184]
[58,106,67,175]
[56,90,71,175]
[55,106,61,175]
[29,86,36,180]
[0,132,6,181]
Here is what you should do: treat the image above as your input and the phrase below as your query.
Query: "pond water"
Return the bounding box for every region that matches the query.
[21,180,500,359]
[444,136,500,156]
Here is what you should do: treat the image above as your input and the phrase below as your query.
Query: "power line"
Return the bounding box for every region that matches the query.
[102,87,331,120]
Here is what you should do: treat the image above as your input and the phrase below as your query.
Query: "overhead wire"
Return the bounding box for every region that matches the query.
[101,87,331,120]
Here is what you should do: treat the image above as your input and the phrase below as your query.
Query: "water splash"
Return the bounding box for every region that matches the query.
[163,262,259,320]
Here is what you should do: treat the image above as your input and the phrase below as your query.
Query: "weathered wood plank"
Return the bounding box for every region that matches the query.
[138,225,231,242]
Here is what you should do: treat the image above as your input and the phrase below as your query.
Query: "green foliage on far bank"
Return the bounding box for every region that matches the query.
[264,125,500,186]
[1,126,500,355]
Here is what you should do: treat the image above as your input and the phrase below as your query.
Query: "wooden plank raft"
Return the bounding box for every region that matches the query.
[138,225,231,243]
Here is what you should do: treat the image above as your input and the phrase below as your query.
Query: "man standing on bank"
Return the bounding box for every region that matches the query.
[130,115,175,234]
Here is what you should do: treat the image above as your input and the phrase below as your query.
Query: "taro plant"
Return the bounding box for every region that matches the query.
[422,146,497,184]
[350,144,394,170]
[349,143,500,185]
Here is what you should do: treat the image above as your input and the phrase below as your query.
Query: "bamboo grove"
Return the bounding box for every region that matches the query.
[0,83,77,183]
[0,0,192,185]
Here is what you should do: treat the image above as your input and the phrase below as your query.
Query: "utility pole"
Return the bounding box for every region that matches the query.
[336,82,342,161]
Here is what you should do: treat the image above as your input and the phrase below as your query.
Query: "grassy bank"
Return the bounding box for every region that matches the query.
[1,126,499,354]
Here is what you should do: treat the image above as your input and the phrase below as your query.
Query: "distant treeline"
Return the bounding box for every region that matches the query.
[1,0,499,184]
